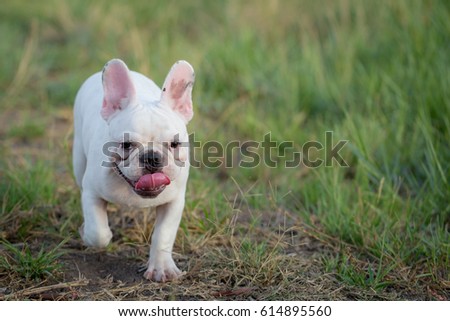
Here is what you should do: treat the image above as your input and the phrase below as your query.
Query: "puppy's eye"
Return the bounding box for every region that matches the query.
[170,141,181,149]
[121,142,133,150]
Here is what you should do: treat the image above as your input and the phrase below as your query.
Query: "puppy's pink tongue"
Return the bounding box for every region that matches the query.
[135,173,170,190]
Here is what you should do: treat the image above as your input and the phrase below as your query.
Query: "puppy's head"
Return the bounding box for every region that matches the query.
[101,59,194,198]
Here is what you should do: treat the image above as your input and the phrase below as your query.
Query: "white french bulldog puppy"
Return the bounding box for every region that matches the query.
[73,59,195,282]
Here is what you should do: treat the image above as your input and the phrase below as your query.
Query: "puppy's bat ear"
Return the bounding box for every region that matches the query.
[101,59,136,121]
[160,61,195,124]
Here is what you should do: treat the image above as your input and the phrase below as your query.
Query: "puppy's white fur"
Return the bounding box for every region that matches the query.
[73,59,194,282]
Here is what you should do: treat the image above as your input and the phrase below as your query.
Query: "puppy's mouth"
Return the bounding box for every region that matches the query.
[113,163,170,198]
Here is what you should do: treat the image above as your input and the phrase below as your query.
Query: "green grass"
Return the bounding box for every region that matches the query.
[0,0,448,300]
[7,119,46,141]
[1,160,57,215]
[0,239,65,281]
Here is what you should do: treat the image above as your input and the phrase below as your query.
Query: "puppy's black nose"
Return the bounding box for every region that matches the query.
[141,150,164,172]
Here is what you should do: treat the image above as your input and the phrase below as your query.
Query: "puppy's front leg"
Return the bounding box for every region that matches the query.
[144,196,184,282]
[80,191,113,248]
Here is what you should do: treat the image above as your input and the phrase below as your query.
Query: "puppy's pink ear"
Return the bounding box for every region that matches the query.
[101,59,136,120]
[160,61,195,124]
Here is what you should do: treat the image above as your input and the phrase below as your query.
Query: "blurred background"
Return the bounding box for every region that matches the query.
[0,0,448,300]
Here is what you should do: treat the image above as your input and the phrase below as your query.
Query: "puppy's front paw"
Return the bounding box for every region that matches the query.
[79,223,112,248]
[144,257,182,282]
